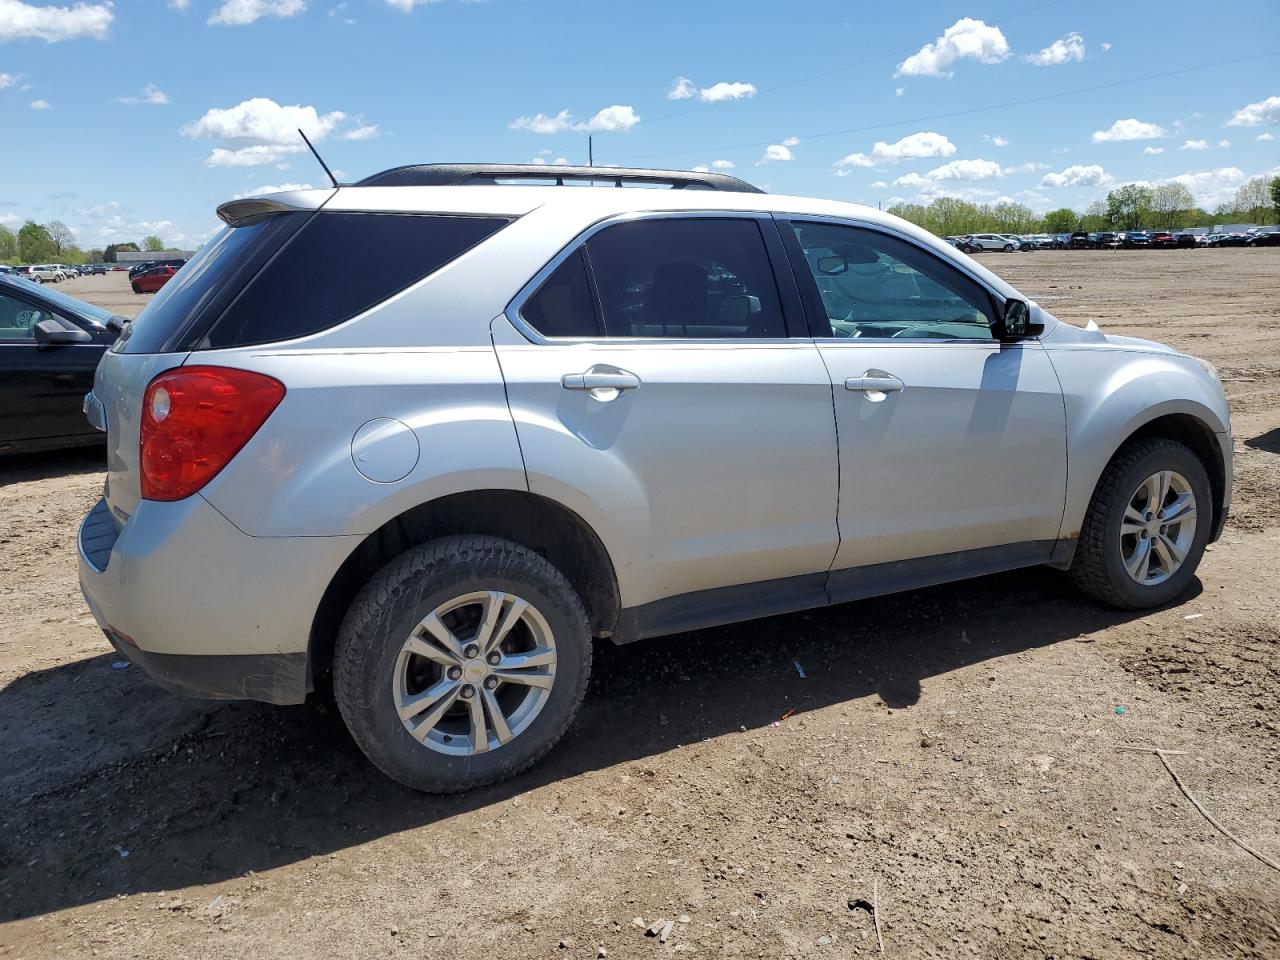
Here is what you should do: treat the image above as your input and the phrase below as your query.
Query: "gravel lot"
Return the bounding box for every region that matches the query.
[2,253,1277,959]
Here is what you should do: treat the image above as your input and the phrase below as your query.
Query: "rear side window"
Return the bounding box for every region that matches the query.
[584,218,786,339]
[116,214,305,354]
[521,250,600,338]
[201,213,510,348]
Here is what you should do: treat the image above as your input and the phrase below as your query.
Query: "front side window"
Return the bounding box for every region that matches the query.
[583,218,786,339]
[790,222,995,340]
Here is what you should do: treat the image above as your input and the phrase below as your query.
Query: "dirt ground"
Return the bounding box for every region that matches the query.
[1,254,1277,959]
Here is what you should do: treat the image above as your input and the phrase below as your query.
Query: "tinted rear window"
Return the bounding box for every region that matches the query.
[199,213,510,349]
[115,214,305,354]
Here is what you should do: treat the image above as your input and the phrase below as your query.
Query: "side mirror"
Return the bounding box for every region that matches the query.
[34,318,92,346]
[995,299,1043,340]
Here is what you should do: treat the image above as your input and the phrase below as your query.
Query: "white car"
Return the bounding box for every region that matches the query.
[79,163,1231,793]
[966,233,1019,252]
[27,265,64,282]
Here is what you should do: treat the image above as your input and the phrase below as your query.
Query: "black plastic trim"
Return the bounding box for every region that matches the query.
[356,162,765,194]
[612,540,1061,643]
[105,630,309,705]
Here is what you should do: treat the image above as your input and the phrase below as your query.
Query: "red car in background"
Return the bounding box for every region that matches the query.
[131,264,176,294]
[1149,231,1176,248]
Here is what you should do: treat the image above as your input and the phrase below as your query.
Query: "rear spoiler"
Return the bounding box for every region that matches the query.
[215,188,336,227]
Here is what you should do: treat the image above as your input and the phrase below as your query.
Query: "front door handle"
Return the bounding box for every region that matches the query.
[562,368,642,392]
[845,374,904,393]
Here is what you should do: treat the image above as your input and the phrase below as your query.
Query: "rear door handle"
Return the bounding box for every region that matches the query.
[561,369,642,392]
[845,375,904,393]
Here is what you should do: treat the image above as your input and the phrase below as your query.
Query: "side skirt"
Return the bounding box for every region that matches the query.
[611,540,1062,644]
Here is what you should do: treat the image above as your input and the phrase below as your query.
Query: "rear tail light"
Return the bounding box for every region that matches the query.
[140,366,285,501]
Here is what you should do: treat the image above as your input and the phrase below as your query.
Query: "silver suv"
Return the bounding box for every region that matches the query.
[79,164,1231,792]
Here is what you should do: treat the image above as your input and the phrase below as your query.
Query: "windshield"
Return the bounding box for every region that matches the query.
[1,276,113,325]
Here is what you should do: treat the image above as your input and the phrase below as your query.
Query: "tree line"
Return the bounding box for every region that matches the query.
[887,175,1280,237]
[0,220,176,265]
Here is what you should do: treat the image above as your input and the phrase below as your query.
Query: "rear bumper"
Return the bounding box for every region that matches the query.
[78,494,360,705]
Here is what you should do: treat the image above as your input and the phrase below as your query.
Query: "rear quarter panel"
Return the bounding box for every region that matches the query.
[198,347,527,537]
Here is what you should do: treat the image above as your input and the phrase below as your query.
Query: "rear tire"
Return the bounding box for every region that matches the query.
[1070,438,1212,609]
[333,535,592,793]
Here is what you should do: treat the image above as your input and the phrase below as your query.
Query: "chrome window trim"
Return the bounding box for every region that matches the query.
[775,212,1032,346]
[503,210,805,347]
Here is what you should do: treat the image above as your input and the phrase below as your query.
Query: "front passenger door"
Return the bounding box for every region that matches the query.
[781,218,1067,577]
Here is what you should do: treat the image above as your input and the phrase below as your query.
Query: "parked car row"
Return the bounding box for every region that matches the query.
[944,227,1280,252]
[0,263,113,283]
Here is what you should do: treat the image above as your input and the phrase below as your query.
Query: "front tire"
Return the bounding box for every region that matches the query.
[333,535,592,793]
[1003,243,1014,252]
[1071,438,1212,609]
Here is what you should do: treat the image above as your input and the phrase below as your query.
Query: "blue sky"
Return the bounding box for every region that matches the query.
[2,0,1278,250]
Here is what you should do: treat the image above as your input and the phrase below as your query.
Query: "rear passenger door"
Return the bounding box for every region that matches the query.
[494,214,840,618]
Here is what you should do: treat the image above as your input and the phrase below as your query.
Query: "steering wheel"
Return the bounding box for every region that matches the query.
[15,309,38,332]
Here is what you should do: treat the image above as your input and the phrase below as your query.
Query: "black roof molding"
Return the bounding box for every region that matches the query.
[355,163,766,194]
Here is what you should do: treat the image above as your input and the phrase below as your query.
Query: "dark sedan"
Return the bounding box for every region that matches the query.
[0,275,121,454]
[1249,229,1280,246]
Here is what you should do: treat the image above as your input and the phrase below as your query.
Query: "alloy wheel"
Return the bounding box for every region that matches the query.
[391,590,557,756]
[1119,470,1197,586]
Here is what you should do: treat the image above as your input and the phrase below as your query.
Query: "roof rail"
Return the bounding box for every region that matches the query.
[355,162,766,194]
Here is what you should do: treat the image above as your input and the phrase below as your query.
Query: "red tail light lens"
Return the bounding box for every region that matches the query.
[141,366,285,501]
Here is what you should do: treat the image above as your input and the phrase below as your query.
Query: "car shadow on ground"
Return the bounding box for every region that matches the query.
[0,565,1196,923]
[1244,428,1280,455]
[0,445,105,485]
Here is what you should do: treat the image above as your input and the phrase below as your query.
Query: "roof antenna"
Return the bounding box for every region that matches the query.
[298,128,338,188]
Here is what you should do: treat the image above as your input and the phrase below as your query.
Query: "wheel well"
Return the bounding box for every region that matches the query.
[308,491,620,689]
[1119,413,1225,533]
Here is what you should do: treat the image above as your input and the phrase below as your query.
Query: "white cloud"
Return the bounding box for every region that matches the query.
[1258,132,1275,142]
[1226,95,1280,127]
[757,143,794,164]
[984,134,1009,147]
[894,86,904,96]
[205,145,304,167]
[29,97,51,110]
[340,123,378,140]
[711,159,734,170]
[510,104,640,134]
[1024,32,1084,66]
[782,136,799,147]
[699,81,756,102]
[169,0,191,8]
[183,97,346,142]
[835,131,956,172]
[870,180,888,188]
[1180,139,1209,151]
[1165,167,1247,207]
[182,97,368,167]
[1040,164,1111,188]
[231,182,314,199]
[896,18,1010,78]
[692,165,709,173]
[890,157,1043,187]
[921,158,1004,181]
[208,0,305,26]
[667,76,694,100]
[0,0,112,41]
[1091,118,1166,142]
[1143,146,1164,155]
[1101,42,1112,52]
[1217,139,1230,149]
[0,72,14,88]
[116,83,169,106]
